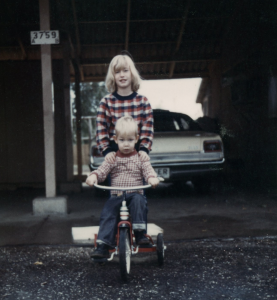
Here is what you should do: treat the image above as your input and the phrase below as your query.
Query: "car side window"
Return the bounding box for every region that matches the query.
[180,118,189,130]
[173,119,180,130]
[153,110,202,132]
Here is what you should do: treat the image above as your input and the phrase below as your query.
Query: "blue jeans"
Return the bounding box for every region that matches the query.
[96,193,147,247]
[107,174,148,234]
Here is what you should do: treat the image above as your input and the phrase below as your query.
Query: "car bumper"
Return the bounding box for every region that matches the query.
[151,158,225,181]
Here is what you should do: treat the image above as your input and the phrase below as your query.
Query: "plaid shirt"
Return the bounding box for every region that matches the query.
[90,150,157,195]
[96,92,154,155]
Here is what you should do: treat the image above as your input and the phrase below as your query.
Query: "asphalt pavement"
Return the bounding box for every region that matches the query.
[0,238,276,299]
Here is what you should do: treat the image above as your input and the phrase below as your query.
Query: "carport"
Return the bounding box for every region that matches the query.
[0,0,276,213]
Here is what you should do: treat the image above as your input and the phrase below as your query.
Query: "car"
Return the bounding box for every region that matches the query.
[89,109,225,191]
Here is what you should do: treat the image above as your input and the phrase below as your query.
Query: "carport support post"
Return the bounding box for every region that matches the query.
[73,61,82,179]
[208,61,222,118]
[40,0,56,197]
[33,0,67,215]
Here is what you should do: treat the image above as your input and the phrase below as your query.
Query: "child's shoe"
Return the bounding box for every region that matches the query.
[90,243,110,258]
[134,230,150,245]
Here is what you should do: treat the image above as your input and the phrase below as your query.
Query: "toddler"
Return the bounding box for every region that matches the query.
[86,116,159,258]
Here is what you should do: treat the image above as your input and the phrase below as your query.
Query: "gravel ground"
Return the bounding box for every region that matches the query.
[0,238,276,300]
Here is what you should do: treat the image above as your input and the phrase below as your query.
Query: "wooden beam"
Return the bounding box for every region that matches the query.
[72,61,83,179]
[140,71,208,79]
[67,34,75,59]
[125,0,131,50]
[77,16,228,24]
[80,39,220,47]
[62,39,74,182]
[79,18,182,24]
[81,55,218,66]
[55,0,75,59]
[72,70,209,82]
[71,0,81,56]
[0,38,221,61]
[0,38,220,49]
[17,38,27,60]
[169,0,191,78]
[4,2,27,60]
[0,16,227,27]
[0,49,219,63]
[169,62,176,78]
[220,0,245,73]
[71,0,84,81]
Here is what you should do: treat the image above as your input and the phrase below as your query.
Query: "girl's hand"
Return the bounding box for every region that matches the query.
[105,152,116,164]
[86,174,98,186]
[139,151,150,162]
[148,177,159,188]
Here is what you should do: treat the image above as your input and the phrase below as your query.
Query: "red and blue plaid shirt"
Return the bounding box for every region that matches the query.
[96,92,154,156]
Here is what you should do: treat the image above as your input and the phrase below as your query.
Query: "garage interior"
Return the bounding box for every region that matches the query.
[0,0,277,199]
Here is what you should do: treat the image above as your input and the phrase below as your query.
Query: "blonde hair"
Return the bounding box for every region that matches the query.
[105,55,141,93]
[115,116,138,137]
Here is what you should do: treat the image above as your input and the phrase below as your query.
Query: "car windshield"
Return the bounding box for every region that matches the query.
[153,110,202,132]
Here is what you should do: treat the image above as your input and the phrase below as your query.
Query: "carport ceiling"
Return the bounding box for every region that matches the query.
[0,0,263,81]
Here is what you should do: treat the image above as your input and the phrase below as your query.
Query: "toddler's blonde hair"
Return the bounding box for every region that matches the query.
[115,115,138,137]
[105,55,141,93]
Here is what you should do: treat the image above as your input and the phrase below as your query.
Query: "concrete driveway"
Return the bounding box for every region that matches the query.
[0,183,276,246]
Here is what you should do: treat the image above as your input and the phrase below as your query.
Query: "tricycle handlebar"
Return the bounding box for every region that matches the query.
[94,184,152,191]
[94,177,164,191]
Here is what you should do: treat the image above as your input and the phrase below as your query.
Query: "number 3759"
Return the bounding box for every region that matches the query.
[33,31,57,39]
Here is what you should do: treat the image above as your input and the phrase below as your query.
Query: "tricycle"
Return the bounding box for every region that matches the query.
[92,183,166,281]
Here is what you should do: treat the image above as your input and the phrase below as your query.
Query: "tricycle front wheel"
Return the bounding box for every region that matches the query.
[119,228,131,281]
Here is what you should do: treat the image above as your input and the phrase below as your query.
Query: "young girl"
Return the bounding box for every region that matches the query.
[96,52,154,163]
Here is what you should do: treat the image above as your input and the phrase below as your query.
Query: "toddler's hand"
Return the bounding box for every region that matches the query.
[105,152,116,164]
[148,177,159,188]
[139,151,150,162]
[86,174,98,186]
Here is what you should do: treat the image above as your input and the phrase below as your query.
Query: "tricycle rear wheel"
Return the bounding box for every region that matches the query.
[119,228,131,281]
[157,233,164,266]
